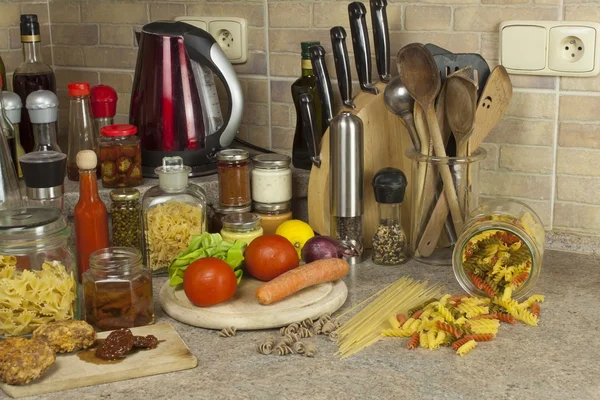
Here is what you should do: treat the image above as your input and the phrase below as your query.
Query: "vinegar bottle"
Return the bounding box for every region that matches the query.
[67,83,99,181]
[74,150,109,281]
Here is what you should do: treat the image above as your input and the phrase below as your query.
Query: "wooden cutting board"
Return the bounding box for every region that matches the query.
[307,81,414,248]
[0,323,197,399]
[159,278,347,330]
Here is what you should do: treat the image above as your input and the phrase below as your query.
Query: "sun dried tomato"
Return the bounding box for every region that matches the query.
[122,145,138,158]
[116,156,133,173]
[133,335,158,349]
[96,328,134,360]
[100,146,119,162]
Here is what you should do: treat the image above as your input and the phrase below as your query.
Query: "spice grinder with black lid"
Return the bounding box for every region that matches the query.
[19,150,66,210]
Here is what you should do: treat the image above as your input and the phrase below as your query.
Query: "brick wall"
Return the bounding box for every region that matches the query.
[1,0,600,236]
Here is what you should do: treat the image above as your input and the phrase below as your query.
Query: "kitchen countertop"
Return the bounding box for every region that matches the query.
[19,249,600,400]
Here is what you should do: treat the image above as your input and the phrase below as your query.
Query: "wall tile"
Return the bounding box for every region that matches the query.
[246,79,268,103]
[269,53,299,77]
[480,143,498,170]
[559,95,600,121]
[564,5,600,21]
[187,4,264,27]
[0,30,7,49]
[554,202,600,232]
[559,122,600,149]
[272,126,295,150]
[100,25,134,46]
[83,47,138,69]
[269,29,330,53]
[149,3,186,21]
[557,175,600,204]
[480,170,552,200]
[21,4,50,23]
[561,74,600,92]
[405,6,451,31]
[389,31,479,54]
[52,24,99,46]
[454,6,558,32]
[55,68,99,88]
[232,52,267,75]
[499,145,553,174]
[486,118,555,146]
[242,103,268,126]
[271,103,291,127]
[0,50,23,73]
[506,92,556,119]
[50,2,80,23]
[0,5,21,28]
[53,46,85,67]
[556,148,600,176]
[81,3,148,24]
[269,3,311,28]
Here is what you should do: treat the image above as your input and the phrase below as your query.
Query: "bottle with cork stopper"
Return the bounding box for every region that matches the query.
[73,149,109,281]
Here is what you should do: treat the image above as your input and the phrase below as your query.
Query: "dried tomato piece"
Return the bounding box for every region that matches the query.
[116,156,133,173]
[122,145,138,158]
[100,146,119,161]
[133,335,158,349]
[96,328,134,360]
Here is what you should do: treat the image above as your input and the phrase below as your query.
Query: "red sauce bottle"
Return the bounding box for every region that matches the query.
[74,150,109,281]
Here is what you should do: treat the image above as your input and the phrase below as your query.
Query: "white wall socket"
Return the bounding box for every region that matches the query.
[175,16,248,64]
[499,21,600,77]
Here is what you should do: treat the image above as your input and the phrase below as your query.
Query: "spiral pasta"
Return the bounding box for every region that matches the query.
[292,341,306,354]
[218,327,237,338]
[257,337,275,355]
[456,340,477,356]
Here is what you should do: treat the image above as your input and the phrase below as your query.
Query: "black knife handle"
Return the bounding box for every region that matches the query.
[370,0,391,82]
[330,27,355,109]
[309,45,334,124]
[348,2,378,95]
[299,93,321,168]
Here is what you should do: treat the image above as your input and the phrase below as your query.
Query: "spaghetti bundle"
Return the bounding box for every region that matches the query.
[335,277,443,358]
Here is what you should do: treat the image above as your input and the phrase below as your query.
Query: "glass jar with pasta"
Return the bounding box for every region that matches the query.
[0,207,78,338]
[142,157,207,275]
[452,199,545,300]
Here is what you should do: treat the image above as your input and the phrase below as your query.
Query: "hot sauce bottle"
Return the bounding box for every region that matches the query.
[74,150,109,281]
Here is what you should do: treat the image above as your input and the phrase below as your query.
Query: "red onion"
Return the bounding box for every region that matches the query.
[301,236,360,263]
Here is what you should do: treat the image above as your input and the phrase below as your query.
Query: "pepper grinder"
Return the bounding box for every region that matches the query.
[19,150,67,210]
[330,111,364,265]
[25,90,62,152]
[90,84,118,135]
[371,167,408,266]
[2,91,25,178]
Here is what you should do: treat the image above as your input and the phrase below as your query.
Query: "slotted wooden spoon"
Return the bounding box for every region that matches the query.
[396,43,463,234]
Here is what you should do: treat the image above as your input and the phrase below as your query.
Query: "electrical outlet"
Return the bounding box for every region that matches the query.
[175,16,248,64]
[499,21,600,77]
[548,26,595,72]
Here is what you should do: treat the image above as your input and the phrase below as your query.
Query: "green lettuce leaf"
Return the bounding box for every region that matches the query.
[168,232,247,287]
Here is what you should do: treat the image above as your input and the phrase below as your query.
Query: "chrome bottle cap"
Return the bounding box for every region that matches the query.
[1,91,23,124]
[330,111,364,217]
[26,90,59,124]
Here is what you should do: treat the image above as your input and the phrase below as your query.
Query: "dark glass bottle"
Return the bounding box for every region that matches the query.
[0,56,6,92]
[12,14,57,154]
[291,41,325,171]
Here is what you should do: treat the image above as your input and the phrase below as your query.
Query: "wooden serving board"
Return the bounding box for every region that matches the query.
[308,81,414,248]
[0,323,197,399]
[159,278,347,330]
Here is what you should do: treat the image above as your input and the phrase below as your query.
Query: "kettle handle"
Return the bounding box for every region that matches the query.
[183,30,243,148]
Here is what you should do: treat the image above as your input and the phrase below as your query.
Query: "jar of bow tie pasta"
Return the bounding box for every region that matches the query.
[452,199,545,300]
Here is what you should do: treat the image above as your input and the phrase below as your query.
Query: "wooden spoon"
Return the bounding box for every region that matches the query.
[445,75,478,157]
[396,43,463,234]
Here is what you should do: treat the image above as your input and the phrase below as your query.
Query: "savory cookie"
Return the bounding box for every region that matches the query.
[0,338,56,385]
[32,320,97,353]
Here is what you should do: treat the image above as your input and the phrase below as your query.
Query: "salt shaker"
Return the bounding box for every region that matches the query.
[330,111,363,265]
[371,167,408,265]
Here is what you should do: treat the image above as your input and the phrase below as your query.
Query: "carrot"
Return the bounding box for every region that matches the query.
[255,258,349,305]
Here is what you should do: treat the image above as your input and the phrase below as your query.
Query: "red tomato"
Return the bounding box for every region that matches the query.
[183,258,237,307]
[244,235,299,281]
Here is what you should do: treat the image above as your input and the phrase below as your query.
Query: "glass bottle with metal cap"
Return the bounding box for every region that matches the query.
[110,188,143,253]
[330,111,364,265]
[371,168,408,266]
[12,14,56,154]
[210,204,252,234]
[19,150,67,210]
[142,156,207,274]
[220,213,263,245]
[25,89,62,152]
[217,149,251,207]
[251,154,292,204]
[2,90,26,178]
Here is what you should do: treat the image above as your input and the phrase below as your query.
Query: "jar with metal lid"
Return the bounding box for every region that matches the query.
[210,204,252,234]
[253,201,293,235]
[99,124,142,188]
[453,199,545,300]
[217,149,251,207]
[251,154,292,204]
[83,247,154,331]
[0,207,78,337]
[110,188,143,254]
[220,213,263,245]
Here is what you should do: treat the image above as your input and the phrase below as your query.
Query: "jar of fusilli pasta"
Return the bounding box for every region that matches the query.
[0,207,79,337]
[452,199,545,300]
[142,157,207,275]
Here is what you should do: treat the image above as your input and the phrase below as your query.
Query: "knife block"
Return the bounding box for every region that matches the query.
[307,81,414,248]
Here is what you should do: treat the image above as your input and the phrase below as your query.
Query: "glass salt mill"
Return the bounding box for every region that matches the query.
[371,167,408,266]
[25,89,62,152]
[0,77,22,211]
[2,90,26,178]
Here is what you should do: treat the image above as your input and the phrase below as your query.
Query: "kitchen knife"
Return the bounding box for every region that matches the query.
[299,93,321,168]
[309,45,334,124]
[348,2,378,95]
[330,27,355,109]
[370,0,391,82]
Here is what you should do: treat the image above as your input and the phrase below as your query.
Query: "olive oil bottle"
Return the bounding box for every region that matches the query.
[291,42,325,171]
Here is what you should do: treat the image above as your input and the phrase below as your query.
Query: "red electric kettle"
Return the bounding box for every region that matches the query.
[130,21,243,177]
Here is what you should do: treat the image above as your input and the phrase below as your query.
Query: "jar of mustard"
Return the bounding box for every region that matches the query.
[253,201,292,235]
[220,213,263,245]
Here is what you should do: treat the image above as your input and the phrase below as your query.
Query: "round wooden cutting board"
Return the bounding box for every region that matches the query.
[159,278,348,330]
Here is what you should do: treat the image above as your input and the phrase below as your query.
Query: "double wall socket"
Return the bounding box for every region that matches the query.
[500,21,600,77]
[175,16,248,64]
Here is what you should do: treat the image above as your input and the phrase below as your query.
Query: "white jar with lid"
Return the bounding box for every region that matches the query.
[251,154,292,204]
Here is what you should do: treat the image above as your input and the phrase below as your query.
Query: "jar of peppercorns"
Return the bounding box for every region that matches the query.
[110,188,143,254]
[99,124,142,188]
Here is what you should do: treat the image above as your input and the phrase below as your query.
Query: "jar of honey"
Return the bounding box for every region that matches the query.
[99,124,142,188]
[83,247,154,331]
[253,201,292,235]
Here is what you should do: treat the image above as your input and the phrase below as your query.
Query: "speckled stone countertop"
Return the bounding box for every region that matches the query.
[19,249,600,400]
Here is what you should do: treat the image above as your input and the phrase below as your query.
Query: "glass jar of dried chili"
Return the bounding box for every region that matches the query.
[99,124,142,188]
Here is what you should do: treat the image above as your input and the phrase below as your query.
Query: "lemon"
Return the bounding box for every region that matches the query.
[276,219,315,257]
